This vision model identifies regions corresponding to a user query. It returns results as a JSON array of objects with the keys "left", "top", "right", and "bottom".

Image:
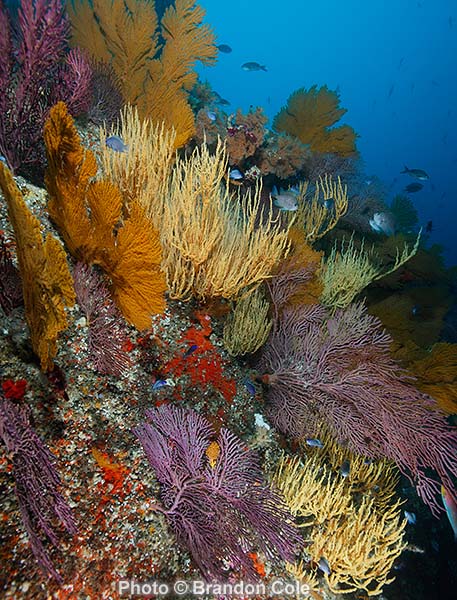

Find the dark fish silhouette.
[
  {"left": 217, "top": 44, "right": 232, "bottom": 53},
  {"left": 241, "top": 62, "right": 267, "bottom": 72},
  {"left": 426, "top": 220, "right": 433, "bottom": 233},
  {"left": 404, "top": 182, "right": 423, "bottom": 193},
  {"left": 401, "top": 166, "right": 429, "bottom": 180}
]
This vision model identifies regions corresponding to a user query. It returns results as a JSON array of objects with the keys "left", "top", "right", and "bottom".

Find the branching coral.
[
  {"left": 0, "top": 163, "right": 75, "bottom": 370},
  {"left": 225, "top": 107, "right": 268, "bottom": 165},
  {"left": 99, "top": 104, "right": 177, "bottom": 221},
  {"left": 44, "top": 101, "right": 166, "bottom": 330},
  {"left": 257, "top": 133, "right": 309, "bottom": 180},
  {"left": 73, "top": 262, "right": 131, "bottom": 376},
  {"left": 273, "top": 86, "right": 358, "bottom": 157},
  {"left": 268, "top": 226, "right": 323, "bottom": 312},
  {"left": 321, "top": 233, "right": 421, "bottom": 310},
  {"left": 223, "top": 286, "right": 272, "bottom": 356},
  {"left": 273, "top": 454, "right": 406, "bottom": 596},
  {"left": 69, "top": 0, "right": 217, "bottom": 147},
  {"left": 409, "top": 343, "right": 457, "bottom": 414},
  {"left": 0, "top": 395, "right": 77, "bottom": 581}
]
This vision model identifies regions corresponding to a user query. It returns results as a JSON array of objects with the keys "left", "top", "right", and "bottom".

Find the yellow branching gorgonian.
[
  {"left": 273, "top": 453, "right": 406, "bottom": 596},
  {"left": 223, "top": 286, "right": 272, "bottom": 356},
  {"left": 294, "top": 175, "right": 348, "bottom": 243},
  {"left": 320, "top": 233, "right": 421, "bottom": 310},
  {"left": 162, "top": 140, "right": 292, "bottom": 301}
]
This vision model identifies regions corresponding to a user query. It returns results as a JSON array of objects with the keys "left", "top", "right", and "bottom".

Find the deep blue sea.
[{"left": 196, "top": 0, "right": 457, "bottom": 266}]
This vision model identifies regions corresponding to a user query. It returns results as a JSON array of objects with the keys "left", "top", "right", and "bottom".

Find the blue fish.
[
  {"left": 217, "top": 44, "right": 232, "bottom": 53},
  {"left": 229, "top": 168, "right": 243, "bottom": 181},
  {"left": 340, "top": 460, "right": 350, "bottom": 478},
  {"left": 305, "top": 438, "right": 323, "bottom": 448},
  {"left": 152, "top": 379, "right": 168, "bottom": 391},
  {"left": 106, "top": 135, "right": 128, "bottom": 153},
  {"left": 243, "top": 379, "right": 256, "bottom": 396},
  {"left": 318, "top": 557, "right": 331, "bottom": 575},
  {"left": 241, "top": 62, "right": 267, "bottom": 72},
  {"left": 206, "top": 110, "right": 217, "bottom": 122},
  {"left": 404, "top": 510, "right": 416, "bottom": 524},
  {"left": 183, "top": 344, "right": 198, "bottom": 357}
]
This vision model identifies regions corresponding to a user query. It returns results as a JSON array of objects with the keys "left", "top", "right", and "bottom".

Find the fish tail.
[
  {"left": 401, "top": 166, "right": 410, "bottom": 173},
  {"left": 261, "top": 65, "right": 267, "bottom": 71}
]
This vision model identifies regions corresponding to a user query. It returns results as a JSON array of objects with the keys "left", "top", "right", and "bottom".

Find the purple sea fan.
[
  {"left": 0, "top": 0, "right": 92, "bottom": 178},
  {"left": 256, "top": 301, "right": 457, "bottom": 517},
  {"left": 0, "top": 395, "right": 77, "bottom": 581},
  {"left": 133, "top": 405, "right": 301, "bottom": 581},
  {"left": 73, "top": 262, "right": 131, "bottom": 377}
]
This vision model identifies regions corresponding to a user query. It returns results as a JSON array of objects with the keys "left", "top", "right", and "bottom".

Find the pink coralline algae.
[{"left": 256, "top": 301, "right": 457, "bottom": 516}]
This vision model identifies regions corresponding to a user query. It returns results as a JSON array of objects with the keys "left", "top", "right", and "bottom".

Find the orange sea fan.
[
  {"left": 44, "top": 102, "right": 166, "bottom": 330},
  {"left": 69, "top": 0, "right": 217, "bottom": 148},
  {"left": 409, "top": 343, "right": 457, "bottom": 414},
  {"left": 0, "top": 163, "right": 75, "bottom": 370},
  {"left": 273, "top": 85, "right": 358, "bottom": 157}
]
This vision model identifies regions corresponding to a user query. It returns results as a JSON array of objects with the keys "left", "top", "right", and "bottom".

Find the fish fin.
[
  {"left": 401, "top": 166, "right": 410, "bottom": 173},
  {"left": 261, "top": 65, "right": 267, "bottom": 71}
]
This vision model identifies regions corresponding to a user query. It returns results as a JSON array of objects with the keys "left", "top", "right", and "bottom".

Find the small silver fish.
[
  {"left": 305, "top": 438, "right": 323, "bottom": 448},
  {"left": 340, "top": 460, "right": 350, "bottom": 477},
  {"left": 105, "top": 135, "right": 128, "bottom": 153},
  {"left": 400, "top": 166, "right": 429, "bottom": 180},
  {"left": 318, "top": 557, "right": 331, "bottom": 575},
  {"left": 271, "top": 186, "right": 298, "bottom": 211},
  {"left": 241, "top": 62, "right": 267, "bottom": 72},
  {"left": 404, "top": 510, "right": 416, "bottom": 524},
  {"left": 369, "top": 212, "right": 396, "bottom": 236},
  {"left": 229, "top": 168, "right": 243, "bottom": 180},
  {"left": 324, "top": 198, "right": 335, "bottom": 210}
]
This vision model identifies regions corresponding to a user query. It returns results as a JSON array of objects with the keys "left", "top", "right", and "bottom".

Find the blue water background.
[{"left": 196, "top": 0, "right": 457, "bottom": 266}]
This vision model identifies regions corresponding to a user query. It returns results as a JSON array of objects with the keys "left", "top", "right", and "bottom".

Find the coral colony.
[{"left": 0, "top": 0, "right": 456, "bottom": 598}]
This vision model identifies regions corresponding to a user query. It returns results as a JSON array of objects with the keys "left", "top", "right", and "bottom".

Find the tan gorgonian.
[
  {"left": 162, "top": 140, "right": 292, "bottom": 300},
  {"left": 99, "top": 104, "right": 176, "bottom": 222},
  {"left": 223, "top": 287, "right": 272, "bottom": 356},
  {"left": 320, "top": 232, "right": 421, "bottom": 310},
  {"left": 295, "top": 174, "right": 348, "bottom": 243}
]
